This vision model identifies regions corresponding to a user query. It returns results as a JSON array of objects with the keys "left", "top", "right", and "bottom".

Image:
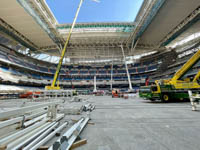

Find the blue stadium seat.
[
  {"left": 70, "top": 70, "right": 78, "bottom": 74},
  {"left": 118, "top": 70, "right": 126, "bottom": 74},
  {"left": 80, "top": 70, "right": 88, "bottom": 74},
  {"left": 138, "top": 67, "right": 145, "bottom": 73}
]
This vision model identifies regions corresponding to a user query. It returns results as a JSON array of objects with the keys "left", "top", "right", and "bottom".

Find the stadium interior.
[{"left": 0, "top": 0, "right": 200, "bottom": 150}]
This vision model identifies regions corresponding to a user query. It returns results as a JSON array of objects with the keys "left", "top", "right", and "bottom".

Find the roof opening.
[{"left": 46, "top": 0, "right": 144, "bottom": 23}]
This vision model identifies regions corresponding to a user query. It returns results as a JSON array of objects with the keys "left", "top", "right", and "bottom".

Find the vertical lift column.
[
  {"left": 93, "top": 75, "right": 97, "bottom": 92},
  {"left": 121, "top": 45, "right": 133, "bottom": 90},
  {"left": 110, "top": 59, "right": 114, "bottom": 91},
  {"left": 45, "top": 0, "right": 84, "bottom": 90}
]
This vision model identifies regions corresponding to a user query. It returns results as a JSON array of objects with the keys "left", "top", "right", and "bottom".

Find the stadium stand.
[
  {"left": 0, "top": 41, "right": 162, "bottom": 90},
  {"left": 151, "top": 42, "right": 200, "bottom": 82},
  {"left": 1, "top": 37, "right": 200, "bottom": 90}
]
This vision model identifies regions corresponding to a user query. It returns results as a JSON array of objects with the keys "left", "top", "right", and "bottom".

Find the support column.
[
  {"left": 131, "top": 38, "right": 139, "bottom": 53},
  {"left": 110, "top": 60, "right": 113, "bottom": 91},
  {"left": 121, "top": 45, "right": 133, "bottom": 90},
  {"left": 93, "top": 75, "right": 97, "bottom": 92}
]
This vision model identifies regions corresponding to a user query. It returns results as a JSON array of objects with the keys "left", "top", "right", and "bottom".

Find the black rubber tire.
[{"left": 161, "top": 94, "right": 170, "bottom": 102}]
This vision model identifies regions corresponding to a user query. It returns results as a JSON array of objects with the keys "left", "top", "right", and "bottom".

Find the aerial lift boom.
[
  {"left": 139, "top": 49, "right": 200, "bottom": 102},
  {"left": 169, "top": 49, "right": 200, "bottom": 87},
  {"left": 45, "top": 0, "right": 84, "bottom": 90}
]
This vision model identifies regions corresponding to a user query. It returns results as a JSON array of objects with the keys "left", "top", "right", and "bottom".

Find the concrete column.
[{"left": 93, "top": 75, "right": 97, "bottom": 92}]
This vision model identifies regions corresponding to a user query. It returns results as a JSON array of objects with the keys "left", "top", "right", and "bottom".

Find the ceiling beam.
[{"left": 159, "top": 6, "right": 200, "bottom": 47}]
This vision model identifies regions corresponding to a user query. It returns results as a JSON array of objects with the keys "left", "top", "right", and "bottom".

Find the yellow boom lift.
[
  {"left": 139, "top": 49, "right": 200, "bottom": 102},
  {"left": 45, "top": 0, "right": 84, "bottom": 90}
]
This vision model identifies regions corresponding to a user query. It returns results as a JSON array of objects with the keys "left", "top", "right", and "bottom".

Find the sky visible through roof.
[{"left": 46, "top": 0, "right": 144, "bottom": 23}]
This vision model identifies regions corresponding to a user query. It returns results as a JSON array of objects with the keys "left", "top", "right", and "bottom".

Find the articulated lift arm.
[
  {"left": 170, "top": 49, "right": 200, "bottom": 84},
  {"left": 45, "top": 0, "right": 84, "bottom": 90},
  {"left": 193, "top": 71, "right": 200, "bottom": 82}
]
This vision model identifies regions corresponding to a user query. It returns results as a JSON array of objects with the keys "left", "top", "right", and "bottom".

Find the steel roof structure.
[{"left": 0, "top": 0, "right": 199, "bottom": 62}]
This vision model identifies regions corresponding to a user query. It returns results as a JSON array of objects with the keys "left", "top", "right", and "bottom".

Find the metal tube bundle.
[
  {"left": 12, "top": 122, "right": 57, "bottom": 150},
  {"left": 0, "top": 120, "right": 47, "bottom": 146},
  {"left": 22, "top": 122, "right": 59, "bottom": 150},
  {"left": 64, "top": 117, "right": 89, "bottom": 150},
  {"left": 49, "top": 117, "right": 89, "bottom": 150},
  {"left": 0, "top": 101, "right": 65, "bottom": 150},
  {"left": 29, "top": 122, "right": 68, "bottom": 150}
]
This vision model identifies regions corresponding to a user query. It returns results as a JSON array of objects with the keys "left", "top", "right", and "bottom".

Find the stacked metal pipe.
[
  {"left": 0, "top": 101, "right": 65, "bottom": 150},
  {"left": 49, "top": 117, "right": 90, "bottom": 150}
]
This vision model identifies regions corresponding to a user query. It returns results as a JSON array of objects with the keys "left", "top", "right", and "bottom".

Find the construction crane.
[
  {"left": 169, "top": 50, "right": 200, "bottom": 87},
  {"left": 45, "top": 0, "right": 100, "bottom": 90},
  {"left": 139, "top": 49, "right": 200, "bottom": 102}
]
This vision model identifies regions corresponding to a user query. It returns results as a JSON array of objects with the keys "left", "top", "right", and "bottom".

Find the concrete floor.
[
  {"left": 1, "top": 95, "right": 200, "bottom": 150},
  {"left": 76, "top": 95, "right": 200, "bottom": 150}
]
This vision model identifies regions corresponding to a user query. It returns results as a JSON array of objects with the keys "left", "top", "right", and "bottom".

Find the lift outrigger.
[{"left": 139, "top": 49, "right": 200, "bottom": 102}]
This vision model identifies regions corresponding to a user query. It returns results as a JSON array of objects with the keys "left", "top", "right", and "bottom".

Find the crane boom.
[
  {"left": 139, "top": 49, "right": 200, "bottom": 102},
  {"left": 45, "top": 0, "right": 84, "bottom": 90},
  {"left": 170, "top": 50, "right": 200, "bottom": 83}
]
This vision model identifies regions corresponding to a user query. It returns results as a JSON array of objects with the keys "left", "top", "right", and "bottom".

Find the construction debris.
[
  {"left": 59, "top": 101, "right": 95, "bottom": 115},
  {"left": 70, "top": 139, "right": 87, "bottom": 150},
  {"left": 70, "top": 95, "right": 91, "bottom": 103},
  {"left": 83, "top": 103, "right": 95, "bottom": 112},
  {"left": 37, "top": 146, "right": 49, "bottom": 150},
  {"left": 0, "top": 145, "right": 6, "bottom": 150},
  {"left": 71, "top": 96, "right": 82, "bottom": 102}
]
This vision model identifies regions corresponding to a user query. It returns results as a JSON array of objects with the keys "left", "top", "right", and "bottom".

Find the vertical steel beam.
[
  {"left": 93, "top": 75, "right": 97, "bottom": 92},
  {"left": 110, "top": 59, "right": 114, "bottom": 91},
  {"left": 48, "top": 0, "right": 84, "bottom": 89},
  {"left": 121, "top": 45, "right": 133, "bottom": 90}
]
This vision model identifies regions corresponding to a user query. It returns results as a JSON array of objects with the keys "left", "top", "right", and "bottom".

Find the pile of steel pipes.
[
  {"left": 0, "top": 121, "right": 68, "bottom": 150},
  {"left": 50, "top": 117, "right": 90, "bottom": 150},
  {"left": 0, "top": 101, "right": 65, "bottom": 150},
  {"left": 0, "top": 100, "right": 90, "bottom": 150}
]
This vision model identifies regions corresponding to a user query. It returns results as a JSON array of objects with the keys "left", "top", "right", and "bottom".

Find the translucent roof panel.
[{"left": 46, "top": 0, "right": 144, "bottom": 23}]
